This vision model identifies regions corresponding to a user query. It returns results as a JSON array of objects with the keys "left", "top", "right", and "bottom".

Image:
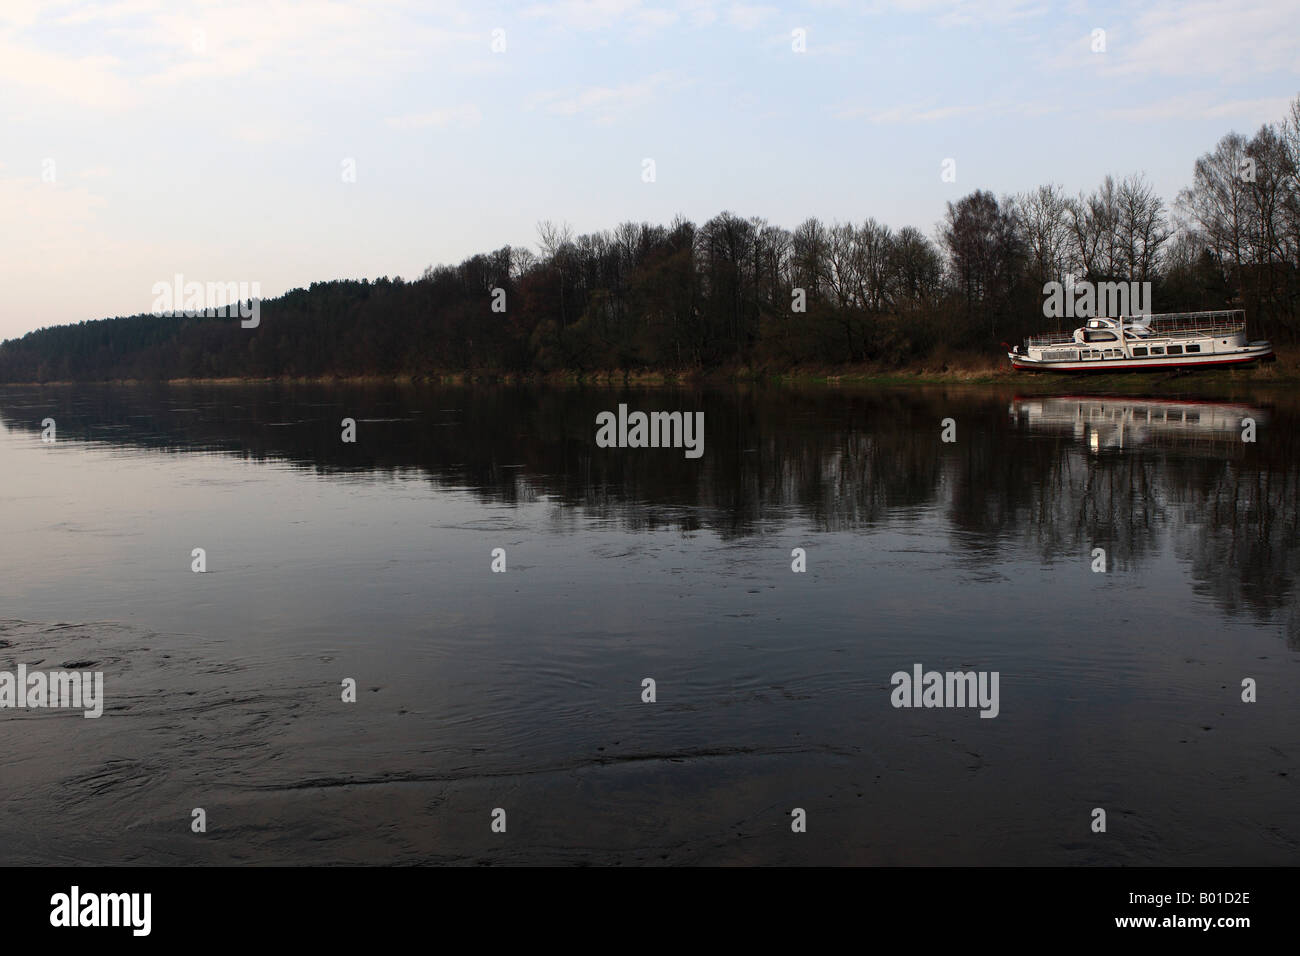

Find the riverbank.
[
  {"left": 7, "top": 347, "right": 1297, "bottom": 393},
  {"left": 757, "top": 345, "right": 1300, "bottom": 394}
]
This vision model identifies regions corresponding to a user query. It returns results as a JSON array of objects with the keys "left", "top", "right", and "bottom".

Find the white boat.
[{"left": 1007, "top": 309, "right": 1273, "bottom": 372}]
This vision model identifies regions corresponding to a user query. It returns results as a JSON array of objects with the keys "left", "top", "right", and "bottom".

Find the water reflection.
[
  {"left": 1006, "top": 393, "right": 1297, "bottom": 632},
  {"left": 1011, "top": 395, "right": 1266, "bottom": 453},
  {"left": 1, "top": 384, "right": 1296, "bottom": 636}
]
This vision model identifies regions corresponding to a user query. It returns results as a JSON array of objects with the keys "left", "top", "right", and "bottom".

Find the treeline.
[{"left": 3, "top": 96, "right": 1299, "bottom": 382}]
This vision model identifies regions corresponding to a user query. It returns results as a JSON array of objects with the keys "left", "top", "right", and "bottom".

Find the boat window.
[
  {"left": 1105, "top": 349, "right": 1119, "bottom": 357},
  {"left": 1086, "top": 331, "right": 1118, "bottom": 342},
  {"left": 1185, "top": 343, "right": 1200, "bottom": 353},
  {"left": 1133, "top": 347, "right": 1148, "bottom": 356},
  {"left": 1167, "top": 345, "right": 1183, "bottom": 355},
  {"left": 1151, "top": 346, "right": 1165, "bottom": 355}
]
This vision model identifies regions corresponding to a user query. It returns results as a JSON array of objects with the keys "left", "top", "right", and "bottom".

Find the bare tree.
[
  {"left": 536, "top": 219, "right": 576, "bottom": 326},
  {"left": 888, "top": 226, "right": 942, "bottom": 307},
  {"left": 535, "top": 219, "right": 574, "bottom": 259},
  {"left": 1114, "top": 173, "right": 1171, "bottom": 281},
  {"left": 825, "top": 221, "right": 858, "bottom": 309},
  {"left": 941, "top": 190, "right": 1022, "bottom": 334},
  {"left": 790, "top": 217, "right": 830, "bottom": 306},
  {"left": 856, "top": 218, "right": 893, "bottom": 312},
  {"left": 1067, "top": 175, "right": 1121, "bottom": 279},
  {"left": 1283, "top": 95, "right": 1300, "bottom": 271},
  {"left": 1015, "top": 183, "right": 1072, "bottom": 284},
  {"left": 1176, "top": 134, "right": 1251, "bottom": 283}
]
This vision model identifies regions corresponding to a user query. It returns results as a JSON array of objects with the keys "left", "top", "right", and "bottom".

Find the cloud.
[
  {"left": 51, "top": 0, "right": 165, "bottom": 27},
  {"left": 0, "top": 0, "right": 481, "bottom": 111},
  {"left": 527, "top": 70, "right": 686, "bottom": 121},
  {"left": 0, "top": 35, "right": 134, "bottom": 108},
  {"left": 232, "top": 121, "right": 313, "bottom": 144},
  {"left": 727, "top": 3, "right": 776, "bottom": 30},
  {"left": 0, "top": 172, "right": 107, "bottom": 287},
  {"left": 679, "top": 0, "right": 719, "bottom": 27},
  {"left": 1092, "top": 0, "right": 1300, "bottom": 78},
  {"left": 522, "top": 0, "right": 679, "bottom": 32},
  {"left": 0, "top": 0, "right": 47, "bottom": 28},
  {"left": 834, "top": 98, "right": 998, "bottom": 123},
  {"left": 928, "top": 0, "right": 1048, "bottom": 27},
  {"left": 870, "top": 103, "right": 988, "bottom": 122},
  {"left": 517, "top": 0, "right": 788, "bottom": 32},
  {"left": 0, "top": 168, "right": 209, "bottom": 339},
  {"left": 385, "top": 104, "right": 483, "bottom": 130},
  {"left": 1099, "top": 94, "right": 1295, "bottom": 124},
  {"left": 0, "top": 170, "right": 104, "bottom": 223},
  {"left": 856, "top": 0, "right": 1050, "bottom": 27},
  {"left": 834, "top": 95, "right": 1070, "bottom": 123}
]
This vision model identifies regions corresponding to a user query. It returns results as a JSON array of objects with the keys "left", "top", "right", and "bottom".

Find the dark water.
[{"left": 0, "top": 383, "right": 1296, "bottom": 865}]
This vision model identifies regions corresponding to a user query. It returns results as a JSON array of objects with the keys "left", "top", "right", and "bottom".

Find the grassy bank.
[
  {"left": 8, "top": 346, "right": 1298, "bottom": 392},
  {"left": 755, "top": 345, "right": 1300, "bottom": 393}
]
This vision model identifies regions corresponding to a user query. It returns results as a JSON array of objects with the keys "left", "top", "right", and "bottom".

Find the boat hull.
[{"left": 1009, "top": 344, "right": 1272, "bottom": 373}]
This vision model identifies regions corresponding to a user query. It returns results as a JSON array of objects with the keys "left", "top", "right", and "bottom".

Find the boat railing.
[
  {"left": 1025, "top": 310, "right": 1246, "bottom": 349},
  {"left": 1140, "top": 309, "right": 1245, "bottom": 336},
  {"left": 1026, "top": 331, "right": 1075, "bottom": 347}
]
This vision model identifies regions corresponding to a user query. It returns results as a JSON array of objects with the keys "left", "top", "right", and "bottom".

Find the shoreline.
[{"left": 4, "top": 351, "right": 1296, "bottom": 394}]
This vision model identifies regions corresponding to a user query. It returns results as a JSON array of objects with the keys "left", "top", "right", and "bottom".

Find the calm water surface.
[{"left": 0, "top": 383, "right": 1296, "bottom": 865}]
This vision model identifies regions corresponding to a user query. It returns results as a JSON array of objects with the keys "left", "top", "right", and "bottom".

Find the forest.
[{"left": 2, "top": 97, "right": 1298, "bottom": 383}]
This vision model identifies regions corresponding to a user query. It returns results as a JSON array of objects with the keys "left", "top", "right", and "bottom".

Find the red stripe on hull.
[{"left": 1011, "top": 354, "right": 1266, "bottom": 372}]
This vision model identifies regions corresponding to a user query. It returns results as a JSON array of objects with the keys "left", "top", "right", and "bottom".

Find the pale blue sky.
[{"left": 1, "top": 0, "right": 1295, "bottom": 339}]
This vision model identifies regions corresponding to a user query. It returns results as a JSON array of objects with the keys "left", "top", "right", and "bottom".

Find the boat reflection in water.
[{"left": 1010, "top": 394, "right": 1267, "bottom": 454}]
